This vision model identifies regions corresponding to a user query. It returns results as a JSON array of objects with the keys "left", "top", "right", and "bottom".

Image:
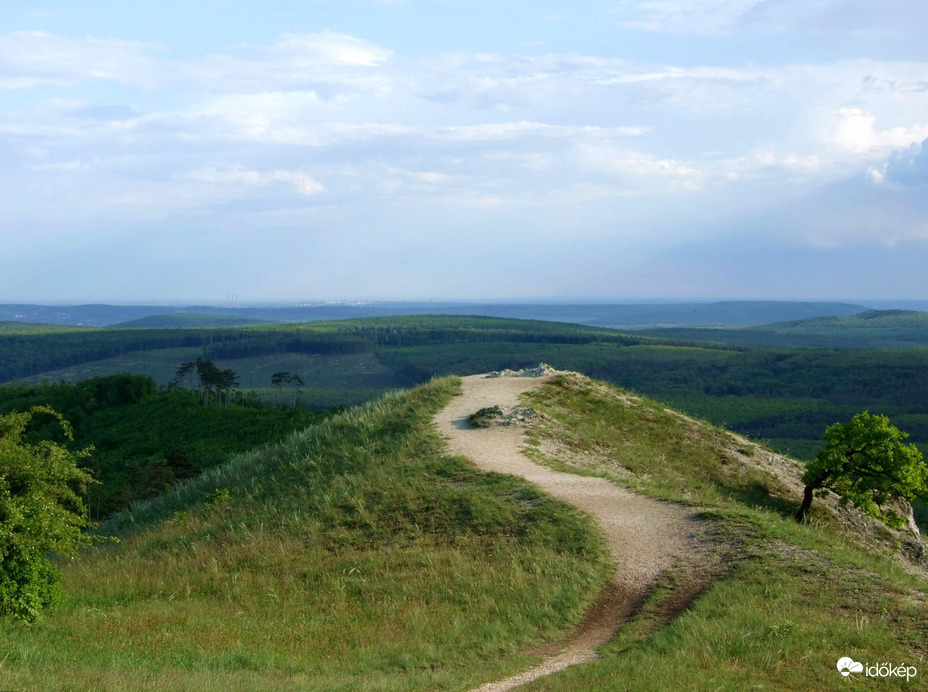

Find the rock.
[
  {"left": 485, "top": 363, "right": 556, "bottom": 379},
  {"left": 886, "top": 497, "right": 921, "bottom": 537}
]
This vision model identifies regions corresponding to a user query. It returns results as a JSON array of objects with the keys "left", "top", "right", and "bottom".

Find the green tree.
[
  {"left": 271, "top": 371, "right": 290, "bottom": 406},
  {"left": 271, "top": 371, "right": 304, "bottom": 407},
  {"left": 796, "top": 411, "right": 928, "bottom": 527},
  {"left": 289, "top": 373, "right": 304, "bottom": 407},
  {"left": 217, "top": 368, "right": 239, "bottom": 407},
  {"left": 0, "top": 407, "right": 97, "bottom": 620},
  {"left": 171, "top": 360, "right": 197, "bottom": 391}
]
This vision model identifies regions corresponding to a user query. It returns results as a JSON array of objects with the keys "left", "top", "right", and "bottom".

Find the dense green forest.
[
  {"left": 4, "top": 312, "right": 928, "bottom": 466},
  {"left": 0, "top": 316, "right": 644, "bottom": 383},
  {"left": 0, "top": 374, "right": 332, "bottom": 519},
  {"left": 636, "top": 309, "right": 928, "bottom": 349}
]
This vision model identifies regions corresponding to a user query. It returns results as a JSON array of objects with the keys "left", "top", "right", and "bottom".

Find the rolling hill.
[
  {"left": 636, "top": 309, "right": 928, "bottom": 348},
  {"left": 0, "top": 372, "right": 924, "bottom": 689},
  {"left": 0, "top": 300, "right": 869, "bottom": 329},
  {"left": 112, "top": 313, "right": 270, "bottom": 328},
  {"left": 7, "top": 313, "right": 928, "bottom": 469}
]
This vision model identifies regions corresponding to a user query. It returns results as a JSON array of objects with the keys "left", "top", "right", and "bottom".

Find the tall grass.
[{"left": 0, "top": 377, "right": 611, "bottom": 691}]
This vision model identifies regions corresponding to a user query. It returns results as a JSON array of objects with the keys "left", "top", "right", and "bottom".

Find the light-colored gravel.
[{"left": 433, "top": 371, "right": 721, "bottom": 691}]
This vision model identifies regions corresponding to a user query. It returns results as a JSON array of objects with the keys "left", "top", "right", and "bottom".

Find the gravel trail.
[{"left": 433, "top": 371, "right": 719, "bottom": 690}]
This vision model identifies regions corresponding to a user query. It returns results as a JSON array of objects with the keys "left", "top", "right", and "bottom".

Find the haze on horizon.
[{"left": 2, "top": 1, "right": 927, "bottom": 304}]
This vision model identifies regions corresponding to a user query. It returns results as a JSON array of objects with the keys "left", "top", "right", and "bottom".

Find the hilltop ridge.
[{"left": 0, "top": 371, "right": 925, "bottom": 690}]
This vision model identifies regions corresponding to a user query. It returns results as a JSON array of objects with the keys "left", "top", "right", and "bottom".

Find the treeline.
[
  {"left": 0, "top": 329, "right": 221, "bottom": 382},
  {"left": 635, "top": 309, "right": 928, "bottom": 349},
  {"left": 0, "top": 374, "right": 333, "bottom": 519},
  {"left": 375, "top": 339, "right": 928, "bottom": 459},
  {"left": 0, "top": 317, "right": 650, "bottom": 382},
  {"left": 8, "top": 315, "right": 928, "bottom": 466}
]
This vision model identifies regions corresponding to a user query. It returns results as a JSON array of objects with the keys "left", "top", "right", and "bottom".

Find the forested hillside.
[
  {"left": 0, "top": 374, "right": 332, "bottom": 519},
  {"left": 5, "top": 313, "right": 928, "bottom": 465},
  {"left": 636, "top": 309, "right": 928, "bottom": 348}
]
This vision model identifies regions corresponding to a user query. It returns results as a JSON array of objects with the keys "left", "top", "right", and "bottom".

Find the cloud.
[
  {"left": 0, "top": 31, "right": 160, "bottom": 89},
  {"left": 829, "top": 108, "right": 928, "bottom": 157},
  {"left": 270, "top": 32, "right": 392, "bottom": 68},
  {"left": 2, "top": 22, "right": 927, "bottom": 301},
  {"left": 883, "top": 138, "right": 928, "bottom": 186},
  {"left": 187, "top": 31, "right": 393, "bottom": 99},
  {"left": 572, "top": 142, "right": 704, "bottom": 190},
  {"left": 182, "top": 164, "right": 326, "bottom": 196}
]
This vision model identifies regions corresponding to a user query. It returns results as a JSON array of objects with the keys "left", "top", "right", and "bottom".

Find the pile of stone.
[
  {"left": 504, "top": 406, "right": 537, "bottom": 424},
  {"left": 485, "top": 363, "right": 556, "bottom": 379}
]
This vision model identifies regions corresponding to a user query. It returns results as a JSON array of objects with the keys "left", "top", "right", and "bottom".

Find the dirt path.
[{"left": 433, "top": 371, "right": 720, "bottom": 691}]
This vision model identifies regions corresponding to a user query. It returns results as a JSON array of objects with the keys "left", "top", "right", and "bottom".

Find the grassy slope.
[
  {"left": 0, "top": 377, "right": 611, "bottom": 691},
  {"left": 1, "top": 362, "right": 926, "bottom": 688},
  {"left": 520, "top": 374, "right": 928, "bottom": 690}
]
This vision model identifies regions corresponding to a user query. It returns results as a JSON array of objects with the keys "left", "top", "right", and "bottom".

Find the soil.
[{"left": 433, "top": 370, "right": 725, "bottom": 691}]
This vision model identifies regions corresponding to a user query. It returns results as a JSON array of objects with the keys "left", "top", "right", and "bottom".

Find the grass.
[
  {"left": 3, "top": 369, "right": 926, "bottom": 689},
  {"left": 528, "top": 544, "right": 927, "bottom": 690},
  {"left": 522, "top": 374, "right": 750, "bottom": 508},
  {"left": 0, "top": 376, "right": 612, "bottom": 691},
  {"left": 517, "top": 373, "right": 928, "bottom": 690}
]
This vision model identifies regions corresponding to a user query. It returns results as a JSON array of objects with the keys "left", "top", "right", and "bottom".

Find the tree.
[
  {"left": 271, "top": 371, "right": 304, "bottom": 407},
  {"left": 217, "top": 368, "right": 239, "bottom": 407},
  {"left": 796, "top": 411, "right": 928, "bottom": 527},
  {"left": 271, "top": 371, "right": 290, "bottom": 406},
  {"left": 0, "top": 407, "right": 97, "bottom": 620},
  {"left": 194, "top": 357, "right": 222, "bottom": 405},
  {"left": 172, "top": 359, "right": 237, "bottom": 406},
  {"left": 289, "top": 373, "right": 304, "bottom": 407},
  {"left": 171, "top": 361, "right": 197, "bottom": 391}
]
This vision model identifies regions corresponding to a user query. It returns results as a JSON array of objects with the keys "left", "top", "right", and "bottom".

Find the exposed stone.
[{"left": 485, "top": 363, "right": 556, "bottom": 379}]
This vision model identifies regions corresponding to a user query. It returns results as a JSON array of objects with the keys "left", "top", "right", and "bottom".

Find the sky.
[{"left": 2, "top": 1, "right": 928, "bottom": 304}]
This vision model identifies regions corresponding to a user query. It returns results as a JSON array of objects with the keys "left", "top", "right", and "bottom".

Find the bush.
[{"left": 0, "top": 407, "right": 97, "bottom": 620}]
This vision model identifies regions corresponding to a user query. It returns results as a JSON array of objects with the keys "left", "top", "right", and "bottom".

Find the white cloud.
[
  {"left": 29, "top": 159, "right": 87, "bottom": 172},
  {"left": 573, "top": 142, "right": 703, "bottom": 190},
  {"left": 270, "top": 32, "right": 393, "bottom": 68},
  {"left": 829, "top": 108, "right": 928, "bottom": 157},
  {"left": 182, "top": 165, "right": 325, "bottom": 196},
  {"left": 0, "top": 31, "right": 160, "bottom": 89},
  {"left": 2, "top": 20, "right": 928, "bottom": 300}
]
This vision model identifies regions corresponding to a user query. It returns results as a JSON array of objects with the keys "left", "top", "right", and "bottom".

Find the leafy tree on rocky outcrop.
[{"left": 796, "top": 411, "right": 928, "bottom": 527}]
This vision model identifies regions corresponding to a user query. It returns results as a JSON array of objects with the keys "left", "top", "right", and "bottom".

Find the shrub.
[{"left": 0, "top": 407, "right": 97, "bottom": 620}]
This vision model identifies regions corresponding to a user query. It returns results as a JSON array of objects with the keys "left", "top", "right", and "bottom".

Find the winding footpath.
[{"left": 433, "top": 371, "right": 720, "bottom": 691}]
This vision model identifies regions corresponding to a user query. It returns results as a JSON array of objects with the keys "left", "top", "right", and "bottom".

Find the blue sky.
[{"left": 2, "top": 1, "right": 927, "bottom": 303}]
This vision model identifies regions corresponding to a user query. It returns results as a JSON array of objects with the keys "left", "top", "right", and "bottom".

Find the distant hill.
[
  {"left": 0, "top": 321, "right": 90, "bottom": 335},
  {"left": 637, "top": 309, "right": 928, "bottom": 348},
  {"left": 113, "top": 313, "right": 268, "bottom": 328},
  {"left": 509, "top": 300, "right": 867, "bottom": 328},
  {"left": 0, "top": 300, "right": 868, "bottom": 328},
  {"left": 0, "top": 304, "right": 175, "bottom": 326}
]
